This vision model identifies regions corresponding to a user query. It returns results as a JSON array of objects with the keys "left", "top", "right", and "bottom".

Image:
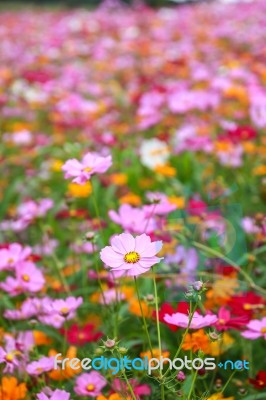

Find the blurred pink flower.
[
  {"left": 100, "top": 233, "right": 163, "bottom": 277},
  {"left": 37, "top": 389, "right": 70, "bottom": 400},
  {"left": 164, "top": 311, "right": 218, "bottom": 329},
  {"left": 0, "top": 243, "right": 32, "bottom": 271},
  {"left": 0, "top": 336, "right": 20, "bottom": 373},
  {"left": 241, "top": 317, "right": 266, "bottom": 340},
  {"left": 26, "top": 356, "right": 55, "bottom": 375},
  {"left": 74, "top": 372, "right": 107, "bottom": 397},
  {"left": 109, "top": 204, "right": 156, "bottom": 234},
  {"left": 62, "top": 152, "right": 112, "bottom": 184}
]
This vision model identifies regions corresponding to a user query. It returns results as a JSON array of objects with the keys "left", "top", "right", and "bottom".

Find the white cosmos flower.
[{"left": 140, "top": 138, "right": 169, "bottom": 170}]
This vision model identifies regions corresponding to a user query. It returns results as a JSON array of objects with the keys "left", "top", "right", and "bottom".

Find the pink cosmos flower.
[
  {"left": 50, "top": 296, "right": 83, "bottom": 320},
  {"left": 143, "top": 192, "right": 177, "bottom": 216},
  {"left": 0, "top": 335, "right": 20, "bottom": 373},
  {"left": 0, "top": 243, "right": 32, "bottom": 271},
  {"left": 164, "top": 311, "right": 218, "bottom": 329},
  {"left": 26, "top": 356, "right": 55, "bottom": 375},
  {"left": 0, "top": 261, "right": 45, "bottom": 296},
  {"left": 108, "top": 204, "right": 156, "bottom": 234},
  {"left": 16, "top": 261, "right": 45, "bottom": 292},
  {"left": 62, "top": 152, "right": 112, "bottom": 185},
  {"left": 241, "top": 317, "right": 266, "bottom": 340},
  {"left": 37, "top": 389, "right": 70, "bottom": 400},
  {"left": 74, "top": 372, "right": 107, "bottom": 397},
  {"left": 17, "top": 198, "right": 54, "bottom": 221},
  {"left": 100, "top": 233, "right": 163, "bottom": 277}
]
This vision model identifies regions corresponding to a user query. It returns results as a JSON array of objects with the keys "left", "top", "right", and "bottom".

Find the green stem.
[
  {"left": 121, "top": 369, "right": 137, "bottom": 400},
  {"left": 221, "top": 369, "right": 238, "bottom": 394},
  {"left": 187, "top": 370, "right": 198, "bottom": 400},
  {"left": 134, "top": 277, "right": 154, "bottom": 357}
]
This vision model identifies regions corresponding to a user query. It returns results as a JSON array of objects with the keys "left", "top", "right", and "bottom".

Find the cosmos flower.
[
  {"left": 62, "top": 152, "right": 112, "bottom": 185},
  {"left": 164, "top": 311, "right": 218, "bottom": 329},
  {"left": 0, "top": 376, "right": 27, "bottom": 400},
  {"left": 108, "top": 204, "right": 156, "bottom": 234},
  {"left": 37, "top": 389, "right": 70, "bottom": 400},
  {"left": 241, "top": 317, "right": 266, "bottom": 340},
  {"left": 74, "top": 372, "right": 107, "bottom": 397},
  {"left": 0, "top": 335, "right": 21, "bottom": 373},
  {"left": 139, "top": 139, "right": 169, "bottom": 170},
  {"left": 100, "top": 233, "right": 163, "bottom": 277},
  {"left": 0, "top": 243, "right": 32, "bottom": 271},
  {"left": 26, "top": 356, "right": 55, "bottom": 375}
]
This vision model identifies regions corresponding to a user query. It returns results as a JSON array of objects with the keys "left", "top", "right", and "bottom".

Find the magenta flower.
[
  {"left": 26, "top": 356, "right": 55, "bottom": 375},
  {"left": 62, "top": 152, "right": 112, "bottom": 185},
  {"left": 164, "top": 311, "right": 218, "bottom": 329},
  {"left": 74, "top": 371, "right": 107, "bottom": 397},
  {"left": 241, "top": 317, "right": 266, "bottom": 340},
  {"left": 37, "top": 389, "right": 70, "bottom": 400},
  {"left": 100, "top": 233, "right": 163, "bottom": 277}
]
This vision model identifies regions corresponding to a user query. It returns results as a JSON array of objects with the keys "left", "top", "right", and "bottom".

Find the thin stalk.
[{"left": 134, "top": 277, "right": 154, "bottom": 357}]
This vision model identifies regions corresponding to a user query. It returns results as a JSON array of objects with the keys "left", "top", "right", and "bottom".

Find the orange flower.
[
  {"left": 129, "top": 298, "right": 151, "bottom": 318},
  {"left": 168, "top": 196, "right": 185, "bottom": 209},
  {"left": 33, "top": 330, "right": 52, "bottom": 346},
  {"left": 0, "top": 377, "right": 27, "bottom": 400},
  {"left": 110, "top": 173, "right": 128, "bottom": 185},
  {"left": 68, "top": 181, "right": 92, "bottom": 198},
  {"left": 253, "top": 165, "right": 266, "bottom": 176},
  {"left": 97, "top": 395, "right": 129, "bottom": 400},
  {"left": 140, "top": 349, "right": 170, "bottom": 363},
  {"left": 119, "top": 193, "right": 141, "bottom": 206},
  {"left": 49, "top": 346, "right": 81, "bottom": 380},
  {"left": 182, "top": 329, "right": 210, "bottom": 353},
  {"left": 154, "top": 164, "right": 176, "bottom": 177}
]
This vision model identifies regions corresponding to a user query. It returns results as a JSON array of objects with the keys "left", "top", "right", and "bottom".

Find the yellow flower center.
[
  {"left": 87, "top": 384, "right": 95, "bottom": 392},
  {"left": 5, "top": 353, "right": 14, "bottom": 362},
  {"left": 60, "top": 307, "right": 69, "bottom": 316},
  {"left": 219, "top": 319, "right": 226, "bottom": 325},
  {"left": 22, "top": 274, "right": 30, "bottom": 282},
  {"left": 124, "top": 251, "right": 140, "bottom": 264},
  {"left": 7, "top": 258, "right": 14, "bottom": 264},
  {"left": 83, "top": 167, "right": 92, "bottom": 173},
  {"left": 261, "top": 327, "right": 266, "bottom": 334}
]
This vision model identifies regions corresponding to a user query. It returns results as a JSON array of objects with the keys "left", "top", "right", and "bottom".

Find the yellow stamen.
[
  {"left": 124, "top": 251, "right": 140, "bottom": 264},
  {"left": 60, "top": 307, "right": 69, "bottom": 316},
  {"left": 87, "top": 384, "right": 95, "bottom": 392},
  {"left": 5, "top": 353, "right": 14, "bottom": 362},
  {"left": 83, "top": 167, "right": 92, "bottom": 173},
  {"left": 261, "top": 327, "right": 266, "bottom": 334},
  {"left": 22, "top": 274, "right": 30, "bottom": 282}
]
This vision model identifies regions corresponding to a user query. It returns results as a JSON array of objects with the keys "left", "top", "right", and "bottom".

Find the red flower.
[
  {"left": 227, "top": 292, "right": 265, "bottom": 318},
  {"left": 226, "top": 125, "right": 257, "bottom": 143},
  {"left": 187, "top": 198, "right": 207, "bottom": 216},
  {"left": 249, "top": 371, "right": 266, "bottom": 389},
  {"left": 60, "top": 323, "right": 103, "bottom": 345}
]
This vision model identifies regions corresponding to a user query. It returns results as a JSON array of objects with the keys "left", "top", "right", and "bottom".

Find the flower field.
[{"left": 0, "top": 0, "right": 266, "bottom": 399}]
